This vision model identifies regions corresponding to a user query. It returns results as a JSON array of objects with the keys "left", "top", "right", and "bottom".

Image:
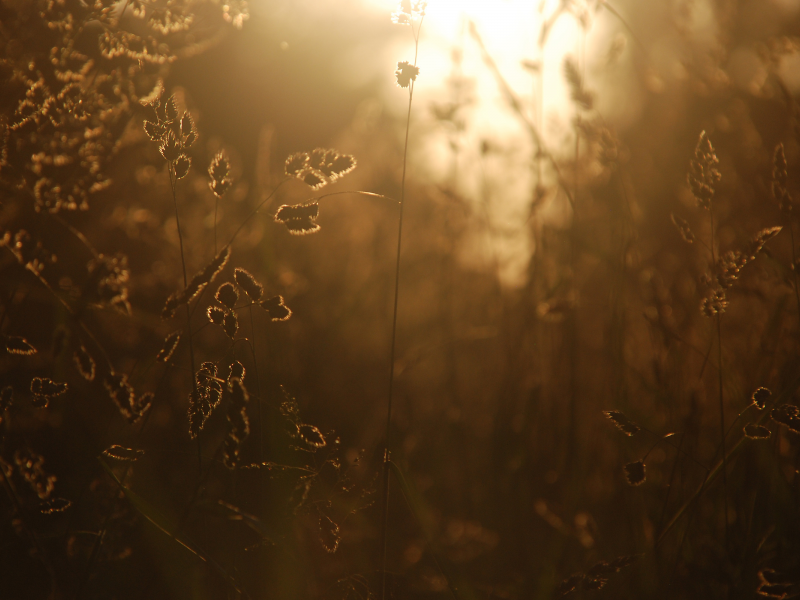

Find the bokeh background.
[{"left": 2, "top": 0, "right": 800, "bottom": 598}]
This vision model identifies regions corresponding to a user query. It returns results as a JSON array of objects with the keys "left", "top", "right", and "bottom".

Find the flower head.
[{"left": 391, "top": 0, "right": 426, "bottom": 24}]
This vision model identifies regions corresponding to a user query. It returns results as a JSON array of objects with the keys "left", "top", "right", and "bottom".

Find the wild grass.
[{"left": 1, "top": 0, "right": 800, "bottom": 599}]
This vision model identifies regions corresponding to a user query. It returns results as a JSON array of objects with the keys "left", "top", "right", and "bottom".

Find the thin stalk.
[
  {"left": 709, "top": 207, "right": 729, "bottom": 548},
  {"left": 381, "top": 19, "right": 422, "bottom": 600},
  {"left": 788, "top": 220, "right": 800, "bottom": 317},
  {"left": 169, "top": 163, "right": 199, "bottom": 472},
  {"left": 214, "top": 196, "right": 219, "bottom": 255},
  {"left": 249, "top": 305, "right": 264, "bottom": 460}
]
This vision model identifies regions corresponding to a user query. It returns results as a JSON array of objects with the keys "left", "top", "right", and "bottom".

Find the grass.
[{"left": 1, "top": 0, "right": 800, "bottom": 599}]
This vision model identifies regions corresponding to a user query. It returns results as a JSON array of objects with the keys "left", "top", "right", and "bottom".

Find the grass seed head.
[
  {"left": 233, "top": 268, "right": 263, "bottom": 301},
  {"left": 73, "top": 346, "right": 96, "bottom": 380},
  {"left": 752, "top": 387, "right": 771, "bottom": 409},
  {"left": 156, "top": 332, "right": 181, "bottom": 363},
  {"left": 744, "top": 424, "right": 771, "bottom": 439},
  {"left": 5, "top": 336, "right": 37, "bottom": 355},
  {"left": 395, "top": 61, "right": 419, "bottom": 88},
  {"left": 624, "top": 460, "right": 646, "bottom": 486},
  {"left": 215, "top": 282, "right": 239, "bottom": 309},
  {"left": 603, "top": 410, "right": 640, "bottom": 436}
]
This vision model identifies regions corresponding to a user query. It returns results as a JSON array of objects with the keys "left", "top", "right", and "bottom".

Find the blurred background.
[{"left": 2, "top": 0, "right": 800, "bottom": 598}]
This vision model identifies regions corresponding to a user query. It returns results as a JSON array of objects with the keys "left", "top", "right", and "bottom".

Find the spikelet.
[
  {"left": 30, "top": 377, "right": 68, "bottom": 408},
  {"left": 102, "top": 445, "right": 145, "bottom": 462},
  {"left": 261, "top": 295, "right": 292, "bottom": 321},
  {"left": 162, "top": 246, "right": 230, "bottom": 319},
  {"left": 623, "top": 460, "right": 646, "bottom": 486},
  {"left": 687, "top": 131, "right": 721, "bottom": 210},
  {"left": 73, "top": 346, "right": 96, "bottom": 380},
  {"left": 670, "top": 214, "right": 695, "bottom": 244},
  {"left": 771, "top": 404, "right": 800, "bottom": 433},
  {"left": 4, "top": 336, "right": 37, "bottom": 355},
  {"left": 215, "top": 282, "right": 239, "bottom": 309},
  {"left": 233, "top": 268, "right": 263, "bottom": 301},
  {"left": 743, "top": 424, "right": 771, "bottom": 439},
  {"left": 228, "top": 361, "right": 245, "bottom": 382},
  {"left": 14, "top": 449, "right": 56, "bottom": 499},
  {"left": 284, "top": 149, "right": 356, "bottom": 190},
  {"left": 223, "top": 378, "right": 250, "bottom": 469},
  {"left": 209, "top": 150, "right": 233, "bottom": 198},
  {"left": 275, "top": 202, "right": 321, "bottom": 235},
  {"left": 603, "top": 410, "right": 640, "bottom": 436},
  {"left": 207, "top": 306, "right": 225, "bottom": 324},
  {"left": 562, "top": 56, "right": 594, "bottom": 110},
  {"left": 391, "top": 0, "right": 426, "bottom": 24},
  {"left": 772, "top": 144, "right": 791, "bottom": 212},
  {"left": 222, "top": 311, "right": 238, "bottom": 338},
  {"left": 156, "top": 331, "right": 181, "bottom": 362},
  {"left": 395, "top": 61, "right": 419, "bottom": 89},
  {"left": 752, "top": 387, "right": 771, "bottom": 410},
  {"left": 38, "top": 497, "right": 71, "bottom": 514},
  {"left": 297, "top": 424, "right": 326, "bottom": 448},
  {"left": 319, "top": 515, "right": 341, "bottom": 553}
]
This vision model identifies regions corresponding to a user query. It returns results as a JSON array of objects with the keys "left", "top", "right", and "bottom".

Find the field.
[{"left": 1, "top": 0, "right": 800, "bottom": 598}]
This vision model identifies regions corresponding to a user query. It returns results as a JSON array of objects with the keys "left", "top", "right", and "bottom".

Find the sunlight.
[{"left": 362, "top": 0, "right": 609, "bottom": 285}]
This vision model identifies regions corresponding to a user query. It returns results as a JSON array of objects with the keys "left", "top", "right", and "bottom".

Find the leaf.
[{"left": 102, "top": 445, "right": 145, "bottom": 461}]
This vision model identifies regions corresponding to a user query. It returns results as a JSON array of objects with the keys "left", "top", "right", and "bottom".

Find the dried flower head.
[
  {"left": 687, "top": 131, "right": 721, "bottom": 210},
  {"left": 209, "top": 151, "right": 233, "bottom": 198},
  {"left": 603, "top": 410, "right": 640, "bottom": 436},
  {"left": 228, "top": 361, "right": 246, "bottom": 382},
  {"left": 395, "top": 61, "right": 420, "bottom": 88},
  {"left": 624, "top": 460, "right": 646, "bottom": 486},
  {"left": 749, "top": 226, "right": 782, "bottom": 258}
]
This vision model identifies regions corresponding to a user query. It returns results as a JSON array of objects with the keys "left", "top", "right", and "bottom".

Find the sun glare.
[{"left": 362, "top": 0, "right": 615, "bottom": 285}]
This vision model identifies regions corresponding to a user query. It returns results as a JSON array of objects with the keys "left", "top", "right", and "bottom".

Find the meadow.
[{"left": 1, "top": 0, "right": 799, "bottom": 598}]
